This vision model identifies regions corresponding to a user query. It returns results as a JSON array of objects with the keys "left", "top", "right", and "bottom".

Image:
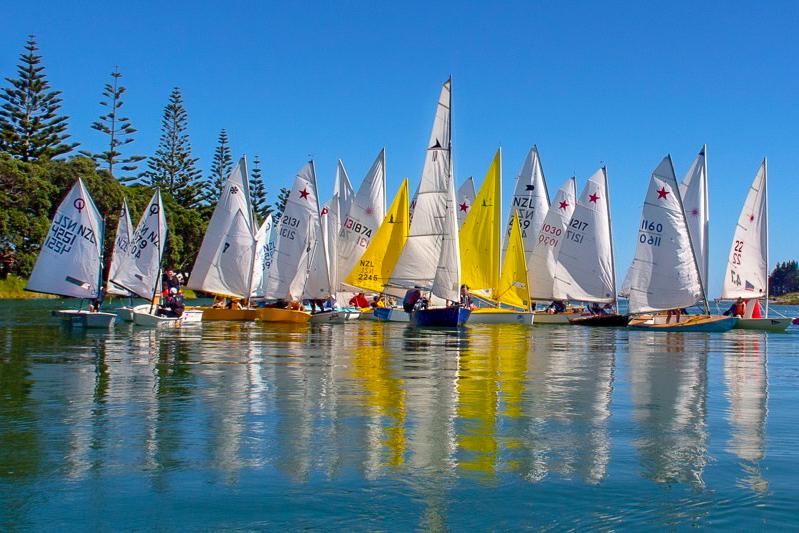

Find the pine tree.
[
  {"left": 250, "top": 155, "right": 271, "bottom": 221},
  {"left": 140, "top": 87, "right": 203, "bottom": 208},
  {"left": 80, "top": 67, "right": 144, "bottom": 182},
  {"left": 0, "top": 35, "right": 77, "bottom": 161},
  {"left": 208, "top": 129, "right": 232, "bottom": 195},
  {"left": 274, "top": 187, "right": 290, "bottom": 221}
]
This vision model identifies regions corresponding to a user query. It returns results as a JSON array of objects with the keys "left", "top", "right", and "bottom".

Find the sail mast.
[
  {"left": 701, "top": 145, "right": 710, "bottom": 303},
  {"left": 764, "top": 156, "right": 769, "bottom": 317},
  {"left": 671, "top": 154, "right": 709, "bottom": 313},
  {"left": 603, "top": 166, "right": 618, "bottom": 309}
]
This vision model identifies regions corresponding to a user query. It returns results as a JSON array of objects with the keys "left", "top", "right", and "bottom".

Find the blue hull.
[
  {"left": 411, "top": 307, "right": 471, "bottom": 327},
  {"left": 628, "top": 316, "right": 736, "bottom": 332}
]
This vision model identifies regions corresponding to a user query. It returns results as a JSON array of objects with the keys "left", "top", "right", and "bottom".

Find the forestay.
[
  {"left": 264, "top": 162, "right": 327, "bottom": 300},
  {"left": 456, "top": 176, "right": 476, "bottom": 228},
  {"left": 680, "top": 146, "right": 709, "bottom": 292},
  {"left": 552, "top": 168, "right": 615, "bottom": 303},
  {"left": 626, "top": 156, "right": 703, "bottom": 314},
  {"left": 528, "top": 177, "right": 577, "bottom": 300},
  {"left": 106, "top": 199, "right": 133, "bottom": 296},
  {"left": 27, "top": 178, "right": 104, "bottom": 299},
  {"left": 110, "top": 190, "right": 167, "bottom": 299},
  {"left": 388, "top": 79, "right": 452, "bottom": 291},
  {"left": 337, "top": 149, "right": 386, "bottom": 288},
  {"left": 504, "top": 146, "right": 550, "bottom": 261},
  {"left": 721, "top": 159, "right": 768, "bottom": 299}
]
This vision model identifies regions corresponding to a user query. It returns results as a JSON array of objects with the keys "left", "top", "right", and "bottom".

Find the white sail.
[
  {"left": 388, "top": 79, "right": 452, "bottom": 291},
  {"left": 627, "top": 156, "right": 703, "bottom": 314},
  {"left": 250, "top": 215, "right": 272, "bottom": 297},
  {"left": 110, "top": 190, "right": 167, "bottom": 299},
  {"left": 552, "top": 168, "right": 615, "bottom": 303},
  {"left": 188, "top": 157, "right": 255, "bottom": 296},
  {"left": 528, "top": 177, "right": 577, "bottom": 300},
  {"left": 721, "top": 160, "right": 768, "bottom": 300},
  {"left": 504, "top": 146, "right": 550, "bottom": 260},
  {"left": 106, "top": 199, "right": 133, "bottom": 296},
  {"left": 456, "top": 177, "right": 475, "bottom": 228},
  {"left": 324, "top": 161, "right": 355, "bottom": 289},
  {"left": 680, "top": 146, "right": 709, "bottom": 292},
  {"left": 209, "top": 209, "right": 257, "bottom": 298},
  {"left": 264, "top": 162, "right": 326, "bottom": 300},
  {"left": 27, "top": 178, "right": 104, "bottom": 299},
  {"left": 431, "top": 152, "right": 461, "bottom": 302},
  {"left": 336, "top": 149, "right": 387, "bottom": 285}
]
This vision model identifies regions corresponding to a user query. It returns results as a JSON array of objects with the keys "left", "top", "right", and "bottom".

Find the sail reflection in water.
[{"left": 1, "top": 301, "right": 797, "bottom": 529}]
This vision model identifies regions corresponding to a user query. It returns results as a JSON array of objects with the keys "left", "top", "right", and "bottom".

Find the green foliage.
[
  {"left": 208, "top": 129, "right": 232, "bottom": 197},
  {"left": 140, "top": 87, "right": 203, "bottom": 208},
  {"left": 770, "top": 260, "right": 799, "bottom": 296},
  {"left": 80, "top": 68, "right": 144, "bottom": 182},
  {"left": 250, "top": 155, "right": 271, "bottom": 222},
  {"left": 274, "top": 187, "right": 290, "bottom": 221},
  {"left": 0, "top": 35, "right": 77, "bottom": 161}
]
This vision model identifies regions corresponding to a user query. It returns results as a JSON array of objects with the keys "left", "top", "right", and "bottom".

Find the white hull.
[
  {"left": 469, "top": 310, "right": 534, "bottom": 324},
  {"left": 533, "top": 311, "right": 581, "bottom": 325},
  {"left": 309, "top": 310, "right": 361, "bottom": 323},
  {"left": 117, "top": 304, "right": 152, "bottom": 322},
  {"left": 734, "top": 317, "right": 792, "bottom": 332},
  {"left": 133, "top": 310, "right": 182, "bottom": 327},
  {"left": 53, "top": 309, "right": 116, "bottom": 328}
]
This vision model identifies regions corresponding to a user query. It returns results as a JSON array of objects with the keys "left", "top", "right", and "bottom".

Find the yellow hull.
[
  {"left": 255, "top": 308, "right": 311, "bottom": 323},
  {"left": 195, "top": 307, "right": 257, "bottom": 321}
]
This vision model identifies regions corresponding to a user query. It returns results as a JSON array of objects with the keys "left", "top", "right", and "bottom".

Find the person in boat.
[
  {"left": 403, "top": 288, "right": 422, "bottom": 313},
  {"left": 286, "top": 297, "right": 303, "bottom": 311},
  {"left": 666, "top": 308, "right": 682, "bottom": 323},
  {"left": 349, "top": 292, "right": 369, "bottom": 308},
  {"left": 212, "top": 295, "right": 226, "bottom": 308},
  {"left": 158, "top": 287, "right": 185, "bottom": 318},
  {"left": 324, "top": 296, "right": 337, "bottom": 310},
  {"left": 162, "top": 268, "right": 181, "bottom": 295},
  {"left": 723, "top": 297, "right": 746, "bottom": 317},
  {"left": 309, "top": 299, "right": 327, "bottom": 314},
  {"left": 459, "top": 284, "right": 473, "bottom": 308},
  {"left": 546, "top": 300, "right": 567, "bottom": 314},
  {"left": 588, "top": 302, "right": 608, "bottom": 315}
]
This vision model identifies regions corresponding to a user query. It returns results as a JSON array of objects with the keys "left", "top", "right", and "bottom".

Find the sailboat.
[
  {"left": 187, "top": 157, "right": 261, "bottom": 320},
  {"left": 257, "top": 161, "right": 326, "bottom": 323},
  {"left": 456, "top": 177, "right": 475, "bottom": 227},
  {"left": 385, "top": 78, "right": 470, "bottom": 327},
  {"left": 460, "top": 149, "right": 534, "bottom": 324},
  {"left": 721, "top": 158, "right": 792, "bottom": 331},
  {"left": 528, "top": 177, "right": 581, "bottom": 324},
  {"left": 106, "top": 199, "right": 146, "bottom": 322},
  {"left": 346, "top": 180, "right": 411, "bottom": 322},
  {"left": 626, "top": 156, "right": 735, "bottom": 332},
  {"left": 553, "top": 168, "right": 628, "bottom": 327},
  {"left": 26, "top": 178, "right": 116, "bottom": 328}
]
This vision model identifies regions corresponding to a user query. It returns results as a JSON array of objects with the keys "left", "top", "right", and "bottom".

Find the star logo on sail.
[
  {"left": 366, "top": 207, "right": 374, "bottom": 215},
  {"left": 559, "top": 200, "right": 569, "bottom": 210},
  {"left": 231, "top": 186, "right": 239, "bottom": 194},
  {"left": 589, "top": 193, "right": 599, "bottom": 203},
  {"left": 299, "top": 188, "right": 310, "bottom": 200},
  {"left": 459, "top": 202, "right": 469, "bottom": 212},
  {"left": 656, "top": 187, "right": 669, "bottom": 200},
  {"left": 320, "top": 206, "right": 329, "bottom": 215},
  {"left": 749, "top": 214, "right": 755, "bottom": 222},
  {"left": 690, "top": 208, "right": 699, "bottom": 217}
]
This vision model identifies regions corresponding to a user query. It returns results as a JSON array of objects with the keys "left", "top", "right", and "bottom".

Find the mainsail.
[
  {"left": 388, "top": 78, "right": 452, "bottom": 291},
  {"left": 251, "top": 214, "right": 273, "bottom": 298},
  {"left": 27, "top": 178, "right": 104, "bottom": 299},
  {"left": 495, "top": 211, "right": 530, "bottom": 309},
  {"left": 188, "top": 157, "right": 258, "bottom": 298},
  {"left": 680, "top": 145, "right": 709, "bottom": 292},
  {"left": 345, "top": 180, "right": 410, "bottom": 294},
  {"left": 721, "top": 159, "right": 768, "bottom": 300},
  {"left": 263, "top": 161, "right": 327, "bottom": 300},
  {"left": 528, "top": 177, "right": 577, "bottom": 300},
  {"left": 459, "top": 149, "right": 501, "bottom": 294},
  {"left": 456, "top": 176, "right": 476, "bottom": 228},
  {"left": 431, "top": 142, "right": 461, "bottom": 303},
  {"left": 336, "top": 149, "right": 387, "bottom": 288},
  {"left": 110, "top": 190, "right": 167, "bottom": 299},
  {"left": 626, "top": 156, "right": 703, "bottom": 314},
  {"left": 106, "top": 199, "right": 133, "bottom": 296},
  {"left": 552, "top": 168, "right": 615, "bottom": 303},
  {"left": 504, "top": 146, "right": 550, "bottom": 261},
  {"left": 322, "top": 160, "right": 354, "bottom": 290}
]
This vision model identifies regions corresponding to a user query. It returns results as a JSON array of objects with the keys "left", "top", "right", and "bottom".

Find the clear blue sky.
[{"left": 2, "top": 1, "right": 797, "bottom": 296}]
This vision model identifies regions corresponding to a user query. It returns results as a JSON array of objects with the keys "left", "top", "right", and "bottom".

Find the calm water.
[{"left": 1, "top": 300, "right": 798, "bottom": 530}]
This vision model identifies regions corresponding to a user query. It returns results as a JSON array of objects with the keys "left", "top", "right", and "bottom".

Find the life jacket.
[{"left": 734, "top": 301, "right": 746, "bottom": 316}]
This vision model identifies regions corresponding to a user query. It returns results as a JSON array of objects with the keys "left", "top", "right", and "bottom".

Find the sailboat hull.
[
  {"left": 373, "top": 307, "right": 410, "bottom": 322},
  {"left": 309, "top": 309, "right": 360, "bottom": 323},
  {"left": 53, "top": 310, "right": 116, "bottom": 328},
  {"left": 116, "top": 304, "right": 152, "bottom": 322},
  {"left": 256, "top": 308, "right": 311, "bottom": 323},
  {"left": 532, "top": 309, "right": 583, "bottom": 324},
  {"left": 468, "top": 308, "right": 534, "bottom": 324},
  {"left": 628, "top": 314, "right": 736, "bottom": 332},
  {"left": 569, "top": 314, "right": 630, "bottom": 327},
  {"left": 197, "top": 307, "right": 257, "bottom": 321},
  {"left": 734, "top": 317, "right": 792, "bottom": 332},
  {"left": 133, "top": 310, "right": 182, "bottom": 327},
  {"left": 411, "top": 307, "right": 471, "bottom": 327}
]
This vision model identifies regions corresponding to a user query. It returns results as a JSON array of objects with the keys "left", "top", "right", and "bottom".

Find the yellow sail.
[
  {"left": 496, "top": 211, "right": 530, "bottom": 309},
  {"left": 459, "top": 149, "right": 501, "bottom": 293},
  {"left": 344, "top": 179, "right": 409, "bottom": 293}
]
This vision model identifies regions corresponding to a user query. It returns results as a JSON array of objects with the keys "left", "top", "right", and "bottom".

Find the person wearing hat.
[
  {"left": 158, "top": 286, "right": 185, "bottom": 318},
  {"left": 162, "top": 267, "right": 181, "bottom": 296}
]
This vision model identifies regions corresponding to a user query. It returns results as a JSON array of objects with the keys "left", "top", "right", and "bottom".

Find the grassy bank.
[
  {"left": 772, "top": 292, "right": 799, "bottom": 305},
  {"left": 0, "top": 275, "right": 197, "bottom": 299}
]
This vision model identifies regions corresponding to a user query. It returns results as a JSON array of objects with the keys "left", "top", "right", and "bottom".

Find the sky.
[{"left": 2, "top": 0, "right": 797, "bottom": 296}]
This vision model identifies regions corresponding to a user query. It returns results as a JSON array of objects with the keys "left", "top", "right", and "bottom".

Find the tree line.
[{"left": 0, "top": 35, "right": 290, "bottom": 280}]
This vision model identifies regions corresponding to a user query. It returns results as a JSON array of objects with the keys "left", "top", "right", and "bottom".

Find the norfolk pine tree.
[
  {"left": 81, "top": 68, "right": 144, "bottom": 182},
  {"left": 250, "top": 155, "right": 272, "bottom": 221},
  {"left": 274, "top": 186, "right": 290, "bottom": 221},
  {"left": 141, "top": 87, "right": 203, "bottom": 208},
  {"left": 0, "top": 35, "right": 77, "bottom": 161},
  {"left": 209, "top": 129, "right": 233, "bottom": 197}
]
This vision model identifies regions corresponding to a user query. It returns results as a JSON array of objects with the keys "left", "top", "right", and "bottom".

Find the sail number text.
[
  {"left": 538, "top": 223, "right": 562, "bottom": 247},
  {"left": 638, "top": 219, "right": 662, "bottom": 247},
  {"left": 565, "top": 218, "right": 589, "bottom": 244},
  {"left": 279, "top": 215, "right": 301, "bottom": 240}
]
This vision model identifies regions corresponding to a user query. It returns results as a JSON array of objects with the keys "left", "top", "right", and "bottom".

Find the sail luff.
[
  {"left": 673, "top": 155, "right": 709, "bottom": 313},
  {"left": 765, "top": 157, "right": 769, "bottom": 316},
  {"left": 603, "top": 167, "right": 618, "bottom": 307}
]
